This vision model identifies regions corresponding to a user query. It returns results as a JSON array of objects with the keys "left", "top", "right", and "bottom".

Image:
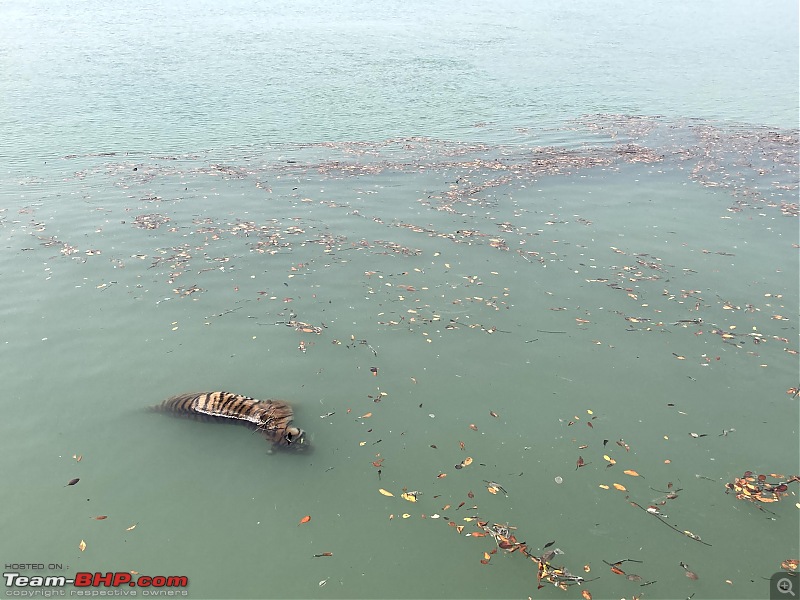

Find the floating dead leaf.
[
  {"left": 401, "top": 492, "right": 418, "bottom": 503},
  {"left": 372, "top": 458, "right": 384, "bottom": 468},
  {"left": 598, "top": 484, "right": 610, "bottom": 489},
  {"left": 370, "top": 367, "right": 378, "bottom": 376},
  {"left": 78, "top": 540, "right": 86, "bottom": 552},
  {"left": 613, "top": 483, "right": 627, "bottom": 491},
  {"left": 489, "top": 410, "right": 499, "bottom": 418},
  {"left": 469, "top": 424, "right": 478, "bottom": 431},
  {"left": 583, "top": 564, "right": 591, "bottom": 572},
  {"left": 73, "top": 454, "right": 82, "bottom": 462},
  {"left": 610, "top": 565, "right": 626, "bottom": 575},
  {"left": 581, "top": 591, "right": 592, "bottom": 600},
  {"left": 623, "top": 470, "right": 640, "bottom": 477},
  {"left": 92, "top": 516, "right": 107, "bottom": 521},
  {"left": 576, "top": 456, "right": 585, "bottom": 469},
  {"left": 360, "top": 412, "right": 373, "bottom": 418},
  {"left": 402, "top": 513, "right": 411, "bottom": 519},
  {"left": 125, "top": 524, "right": 137, "bottom": 531},
  {"left": 66, "top": 478, "right": 80, "bottom": 487},
  {"left": 314, "top": 552, "right": 333, "bottom": 558},
  {"left": 437, "top": 473, "right": 447, "bottom": 479},
  {"left": 298, "top": 515, "right": 311, "bottom": 525},
  {"left": 782, "top": 559, "right": 799, "bottom": 571},
  {"left": 378, "top": 488, "right": 394, "bottom": 497},
  {"left": 463, "top": 457, "right": 473, "bottom": 467}
]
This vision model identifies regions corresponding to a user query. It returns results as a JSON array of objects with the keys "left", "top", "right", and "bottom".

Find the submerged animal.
[{"left": 151, "top": 391, "right": 309, "bottom": 450}]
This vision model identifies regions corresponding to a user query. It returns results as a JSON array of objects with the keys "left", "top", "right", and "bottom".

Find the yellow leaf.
[
  {"left": 359, "top": 441, "right": 366, "bottom": 446},
  {"left": 603, "top": 455, "right": 616, "bottom": 464},
  {"left": 378, "top": 488, "right": 394, "bottom": 497},
  {"left": 623, "top": 470, "right": 640, "bottom": 477},
  {"left": 402, "top": 513, "right": 411, "bottom": 519},
  {"left": 483, "top": 552, "right": 491, "bottom": 561},
  {"left": 125, "top": 524, "right": 137, "bottom": 531},
  {"left": 598, "top": 484, "right": 610, "bottom": 489},
  {"left": 463, "top": 457, "right": 473, "bottom": 466},
  {"left": 613, "top": 483, "right": 627, "bottom": 491},
  {"left": 487, "top": 486, "right": 498, "bottom": 494},
  {"left": 401, "top": 493, "right": 417, "bottom": 503},
  {"left": 78, "top": 540, "right": 86, "bottom": 552},
  {"left": 455, "top": 525, "right": 464, "bottom": 533}
]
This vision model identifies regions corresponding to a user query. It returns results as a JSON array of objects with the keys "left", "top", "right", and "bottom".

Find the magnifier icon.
[{"left": 778, "top": 578, "right": 796, "bottom": 597}]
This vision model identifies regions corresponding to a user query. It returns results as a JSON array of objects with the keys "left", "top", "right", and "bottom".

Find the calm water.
[{"left": 0, "top": 2, "right": 798, "bottom": 600}]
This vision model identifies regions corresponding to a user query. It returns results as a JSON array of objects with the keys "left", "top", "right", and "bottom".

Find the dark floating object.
[
  {"left": 150, "top": 391, "right": 309, "bottom": 451},
  {"left": 66, "top": 478, "right": 80, "bottom": 487}
]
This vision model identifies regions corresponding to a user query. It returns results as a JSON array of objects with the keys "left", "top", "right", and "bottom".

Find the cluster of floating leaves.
[{"left": 725, "top": 471, "right": 800, "bottom": 506}]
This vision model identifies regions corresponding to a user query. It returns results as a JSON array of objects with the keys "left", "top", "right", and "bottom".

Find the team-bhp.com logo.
[{"left": 4, "top": 572, "right": 188, "bottom": 596}]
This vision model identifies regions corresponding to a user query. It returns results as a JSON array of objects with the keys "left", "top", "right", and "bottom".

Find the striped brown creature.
[{"left": 151, "top": 391, "right": 309, "bottom": 450}]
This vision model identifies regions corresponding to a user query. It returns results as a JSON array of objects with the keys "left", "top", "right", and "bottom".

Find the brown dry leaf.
[
  {"left": 463, "top": 457, "right": 473, "bottom": 466},
  {"left": 298, "top": 515, "right": 311, "bottom": 525},
  {"left": 360, "top": 412, "right": 373, "bottom": 418},
  {"left": 437, "top": 473, "right": 447, "bottom": 479},
  {"left": 93, "top": 516, "right": 108, "bottom": 521},
  {"left": 78, "top": 540, "right": 87, "bottom": 552},
  {"left": 781, "top": 559, "right": 799, "bottom": 571},
  {"left": 583, "top": 564, "right": 591, "bottom": 572},
  {"left": 489, "top": 410, "right": 499, "bottom": 418},
  {"left": 582, "top": 591, "right": 592, "bottom": 600},
  {"left": 469, "top": 424, "right": 478, "bottom": 431},
  {"left": 623, "top": 469, "right": 640, "bottom": 477},
  {"left": 613, "top": 483, "right": 627, "bottom": 491},
  {"left": 73, "top": 454, "right": 82, "bottom": 462}
]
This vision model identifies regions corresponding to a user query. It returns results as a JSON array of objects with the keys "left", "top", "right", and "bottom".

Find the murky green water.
[{"left": 1, "top": 1, "right": 798, "bottom": 599}]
